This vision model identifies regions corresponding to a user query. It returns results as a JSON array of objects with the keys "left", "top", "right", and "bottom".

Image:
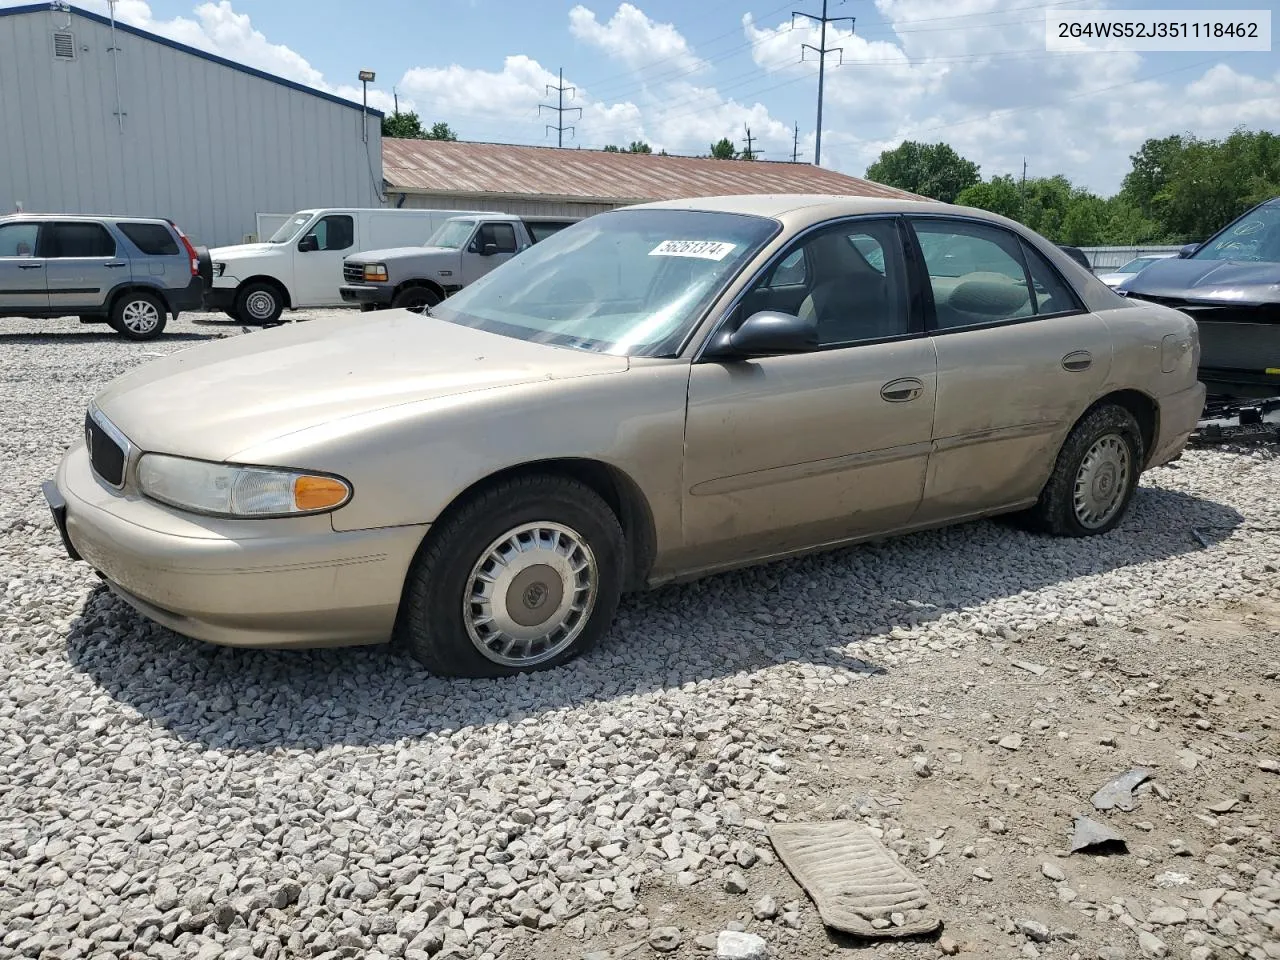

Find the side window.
[
  {"left": 307, "top": 215, "right": 354, "bottom": 251},
  {"left": 1021, "top": 241, "right": 1080, "bottom": 316},
  {"left": 796, "top": 220, "right": 909, "bottom": 346},
  {"left": 44, "top": 222, "right": 117, "bottom": 258},
  {"left": 768, "top": 249, "right": 807, "bottom": 287},
  {"left": 480, "top": 223, "right": 518, "bottom": 254},
  {"left": 0, "top": 222, "right": 40, "bottom": 257},
  {"left": 526, "top": 221, "right": 572, "bottom": 243},
  {"left": 913, "top": 220, "right": 1033, "bottom": 330},
  {"left": 117, "top": 222, "right": 180, "bottom": 256}
]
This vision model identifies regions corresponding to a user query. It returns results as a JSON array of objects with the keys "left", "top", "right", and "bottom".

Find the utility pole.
[
  {"left": 740, "top": 124, "right": 758, "bottom": 161},
  {"left": 539, "top": 67, "right": 581, "bottom": 148},
  {"left": 393, "top": 87, "right": 399, "bottom": 117},
  {"left": 1020, "top": 157, "right": 1028, "bottom": 221},
  {"left": 794, "top": 0, "right": 854, "bottom": 167},
  {"left": 791, "top": 122, "right": 801, "bottom": 162}
]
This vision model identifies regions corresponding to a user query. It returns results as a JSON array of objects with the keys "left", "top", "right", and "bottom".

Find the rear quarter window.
[{"left": 118, "top": 222, "right": 180, "bottom": 256}]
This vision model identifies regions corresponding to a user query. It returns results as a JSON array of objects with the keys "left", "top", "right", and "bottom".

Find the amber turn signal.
[{"left": 293, "top": 475, "right": 350, "bottom": 511}]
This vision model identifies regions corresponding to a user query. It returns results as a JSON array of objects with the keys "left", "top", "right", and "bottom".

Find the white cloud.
[
  {"left": 569, "top": 3, "right": 706, "bottom": 77},
  {"left": 72, "top": 0, "right": 403, "bottom": 111}
]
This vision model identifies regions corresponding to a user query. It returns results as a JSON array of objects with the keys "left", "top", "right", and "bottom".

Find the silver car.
[{"left": 45, "top": 195, "right": 1205, "bottom": 677}]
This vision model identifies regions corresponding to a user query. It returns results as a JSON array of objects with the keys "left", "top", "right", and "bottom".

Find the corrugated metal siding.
[
  {"left": 383, "top": 139, "right": 921, "bottom": 204},
  {"left": 0, "top": 8, "right": 383, "bottom": 247},
  {"left": 1079, "top": 245, "right": 1183, "bottom": 269},
  {"left": 394, "top": 194, "right": 620, "bottom": 218}
]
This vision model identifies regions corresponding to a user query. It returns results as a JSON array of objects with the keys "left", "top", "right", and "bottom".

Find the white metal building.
[{"left": 0, "top": 3, "right": 384, "bottom": 248}]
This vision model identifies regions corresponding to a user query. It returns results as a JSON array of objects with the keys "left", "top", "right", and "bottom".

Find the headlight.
[
  {"left": 136, "top": 454, "right": 351, "bottom": 518},
  {"left": 212, "top": 262, "right": 226, "bottom": 277},
  {"left": 363, "top": 263, "right": 388, "bottom": 282}
]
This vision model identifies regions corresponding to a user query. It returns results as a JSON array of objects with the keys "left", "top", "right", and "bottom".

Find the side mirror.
[
  {"left": 297, "top": 234, "right": 319, "bottom": 252},
  {"left": 481, "top": 243, "right": 499, "bottom": 256},
  {"left": 1178, "top": 242, "right": 1200, "bottom": 258},
  {"left": 707, "top": 310, "right": 818, "bottom": 359}
]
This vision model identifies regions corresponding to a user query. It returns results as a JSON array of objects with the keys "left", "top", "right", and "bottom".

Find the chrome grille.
[
  {"left": 85, "top": 412, "right": 126, "bottom": 487},
  {"left": 342, "top": 262, "right": 365, "bottom": 284}
]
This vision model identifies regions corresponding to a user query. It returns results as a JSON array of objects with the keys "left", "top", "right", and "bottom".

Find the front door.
[
  {"left": 682, "top": 217, "right": 938, "bottom": 570},
  {"left": 908, "top": 216, "right": 1113, "bottom": 523},
  {"left": 0, "top": 221, "right": 48, "bottom": 312},
  {"left": 294, "top": 213, "right": 357, "bottom": 306},
  {"left": 461, "top": 221, "right": 519, "bottom": 285}
]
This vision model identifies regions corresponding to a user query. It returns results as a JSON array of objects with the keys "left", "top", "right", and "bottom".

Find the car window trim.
[
  {"left": 905, "top": 214, "right": 1087, "bottom": 336},
  {"left": 691, "top": 213, "right": 922, "bottom": 363}
]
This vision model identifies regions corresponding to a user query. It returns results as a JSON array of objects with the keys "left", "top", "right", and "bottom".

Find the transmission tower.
[
  {"left": 539, "top": 68, "right": 581, "bottom": 148},
  {"left": 793, "top": 0, "right": 854, "bottom": 166}
]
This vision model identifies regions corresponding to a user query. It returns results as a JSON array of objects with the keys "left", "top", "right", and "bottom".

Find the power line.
[
  {"left": 539, "top": 67, "right": 581, "bottom": 147},
  {"left": 793, "top": 0, "right": 854, "bottom": 167}
]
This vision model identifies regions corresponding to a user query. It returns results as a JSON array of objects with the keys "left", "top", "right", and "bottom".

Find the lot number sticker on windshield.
[{"left": 649, "top": 240, "right": 737, "bottom": 261}]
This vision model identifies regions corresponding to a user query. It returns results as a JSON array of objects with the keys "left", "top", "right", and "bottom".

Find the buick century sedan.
[{"left": 44, "top": 196, "right": 1205, "bottom": 677}]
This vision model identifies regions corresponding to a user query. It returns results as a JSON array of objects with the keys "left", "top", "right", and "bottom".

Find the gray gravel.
[{"left": 2, "top": 312, "right": 1278, "bottom": 960}]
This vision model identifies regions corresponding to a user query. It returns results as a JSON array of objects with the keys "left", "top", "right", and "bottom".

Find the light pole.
[{"left": 359, "top": 69, "right": 375, "bottom": 143}]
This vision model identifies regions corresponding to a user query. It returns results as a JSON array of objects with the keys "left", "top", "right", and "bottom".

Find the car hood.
[
  {"left": 94, "top": 314, "right": 629, "bottom": 461},
  {"left": 347, "top": 245, "right": 458, "bottom": 262},
  {"left": 1120, "top": 257, "right": 1280, "bottom": 305},
  {"left": 209, "top": 242, "right": 282, "bottom": 261}
]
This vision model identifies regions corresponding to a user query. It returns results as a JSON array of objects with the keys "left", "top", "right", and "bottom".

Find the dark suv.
[{"left": 0, "top": 215, "right": 211, "bottom": 340}]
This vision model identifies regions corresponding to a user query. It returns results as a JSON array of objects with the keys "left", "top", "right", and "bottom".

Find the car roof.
[
  {"left": 624, "top": 194, "right": 1017, "bottom": 232},
  {"left": 0, "top": 213, "right": 174, "bottom": 226}
]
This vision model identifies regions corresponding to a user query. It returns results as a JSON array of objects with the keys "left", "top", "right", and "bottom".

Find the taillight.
[{"left": 168, "top": 219, "right": 200, "bottom": 276}]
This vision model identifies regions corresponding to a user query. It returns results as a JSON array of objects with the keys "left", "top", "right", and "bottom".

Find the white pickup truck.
[{"left": 339, "top": 213, "right": 577, "bottom": 313}]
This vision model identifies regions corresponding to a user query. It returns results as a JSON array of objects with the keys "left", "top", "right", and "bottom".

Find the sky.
[{"left": 7, "top": 0, "right": 1279, "bottom": 195}]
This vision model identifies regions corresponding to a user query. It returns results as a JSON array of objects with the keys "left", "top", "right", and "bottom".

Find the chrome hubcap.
[
  {"left": 121, "top": 300, "right": 159, "bottom": 333},
  {"left": 464, "top": 522, "right": 597, "bottom": 667},
  {"left": 1073, "top": 433, "right": 1131, "bottom": 529},
  {"left": 246, "top": 290, "right": 276, "bottom": 320}
]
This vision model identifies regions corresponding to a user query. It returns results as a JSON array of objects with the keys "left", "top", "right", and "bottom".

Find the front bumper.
[
  {"left": 1150, "top": 381, "right": 1207, "bottom": 468},
  {"left": 48, "top": 442, "right": 427, "bottom": 648},
  {"left": 339, "top": 284, "right": 394, "bottom": 307}
]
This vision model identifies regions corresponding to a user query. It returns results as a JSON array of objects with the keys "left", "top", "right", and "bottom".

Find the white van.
[{"left": 206, "top": 208, "right": 484, "bottom": 324}]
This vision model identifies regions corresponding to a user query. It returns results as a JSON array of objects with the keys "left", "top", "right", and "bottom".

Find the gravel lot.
[{"left": 2, "top": 311, "right": 1277, "bottom": 960}]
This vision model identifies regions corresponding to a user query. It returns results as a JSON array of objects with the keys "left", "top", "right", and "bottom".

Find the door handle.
[
  {"left": 104, "top": 261, "right": 127, "bottom": 268},
  {"left": 18, "top": 263, "right": 42, "bottom": 270},
  {"left": 1062, "top": 350, "right": 1092, "bottom": 372},
  {"left": 881, "top": 377, "right": 924, "bottom": 403}
]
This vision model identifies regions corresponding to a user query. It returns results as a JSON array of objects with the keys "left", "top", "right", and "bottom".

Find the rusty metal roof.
[{"left": 382, "top": 139, "right": 920, "bottom": 204}]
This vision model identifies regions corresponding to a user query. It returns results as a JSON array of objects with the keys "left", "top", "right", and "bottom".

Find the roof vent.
[{"left": 53, "top": 31, "right": 76, "bottom": 61}]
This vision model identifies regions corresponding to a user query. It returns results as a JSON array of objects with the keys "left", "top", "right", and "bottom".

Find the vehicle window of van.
[
  {"left": 269, "top": 213, "right": 314, "bottom": 244},
  {"left": 306, "top": 215, "right": 354, "bottom": 252},
  {"left": 44, "top": 222, "right": 117, "bottom": 258},
  {"left": 118, "top": 222, "right": 179, "bottom": 256},
  {"left": 0, "top": 222, "right": 39, "bottom": 257}
]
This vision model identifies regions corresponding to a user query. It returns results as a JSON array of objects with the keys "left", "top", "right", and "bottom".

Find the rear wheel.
[
  {"left": 1025, "top": 404, "right": 1144, "bottom": 537},
  {"left": 234, "top": 281, "right": 284, "bottom": 325},
  {"left": 391, "top": 286, "right": 441, "bottom": 314},
  {"left": 110, "top": 291, "right": 167, "bottom": 340},
  {"left": 398, "top": 475, "right": 625, "bottom": 677}
]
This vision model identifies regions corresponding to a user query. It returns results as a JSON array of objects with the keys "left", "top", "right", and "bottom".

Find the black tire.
[
  {"left": 234, "top": 281, "right": 285, "bottom": 325},
  {"left": 398, "top": 475, "right": 625, "bottom": 677},
  {"left": 110, "top": 291, "right": 168, "bottom": 341},
  {"left": 391, "top": 286, "right": 441, "bottom": 314},
  {"left": 1025, "top": 404, "right": 1144, "bottom": 537}
]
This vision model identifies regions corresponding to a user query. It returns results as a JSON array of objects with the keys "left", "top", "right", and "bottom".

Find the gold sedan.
[{"left": 44, "top": 195, "right": 1205, "bottom": 676}]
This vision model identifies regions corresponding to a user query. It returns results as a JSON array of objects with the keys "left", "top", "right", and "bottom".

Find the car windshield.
[
  {"left": 1116, "top": 257, "right": 1153, "bottom": 273},
  {"left": 430, "top": 208, "right": 778, "bottom": 357},
  {"left": 268, "top": 213, "right": 314, "bottom": 244},
  {"left": 428, "top": 219, "right": 478, "bottom": 249},
  {"left": 1194, "top": 201, "right": 1280, "bottom": 263}
]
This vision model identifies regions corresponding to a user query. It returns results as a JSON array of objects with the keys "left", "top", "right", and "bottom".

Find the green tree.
[
  {"left": 603, "top": 144, "right": 621, "bottom": 152},
  {"left": 955, "top": 175, "right": 1022, "bottom": 221},
  {"left": 709, "top": 137, "right": 736, "bottom": 160},
  {"left": 380, "top": 112, "right": 458, "bottom": 141},
  {"left": 1118, "top": 134, "right": 1186, "bottom": 224},
  {"left": 628, "top": 140, "right": 652, "bottom": 154},
  {"left": 866, "top": 141, "right": 981, "bottom": 203}
]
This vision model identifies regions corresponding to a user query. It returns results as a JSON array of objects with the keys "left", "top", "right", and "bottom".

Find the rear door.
[
  {"left": 908, "top": 216, "right": 1112, "bottom": 523},
  {"left": 41, "top": 221, "right": 124, "bottom": 314},
  {"left": 0, "top": 220, "right": 49, "bottom": 311},
  {"left": 115, "top": 220, "right": 185, "bottom": 287}
]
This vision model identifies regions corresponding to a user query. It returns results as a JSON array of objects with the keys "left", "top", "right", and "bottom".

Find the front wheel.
[
  {"left": 1025, "top": 404, "right": 1144, "bottom": 537},
  {"left": 398, "top": 475, "right": 625, "bottom": 677},
  {"left": 391, "top": 286, "right": 441, "bottom": 314},
  {"left": 234, "top": 282, "right": 284, "bottom": 325},
  {"left": 111, "top": 291, "right": 168, "bottom": 340}
]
